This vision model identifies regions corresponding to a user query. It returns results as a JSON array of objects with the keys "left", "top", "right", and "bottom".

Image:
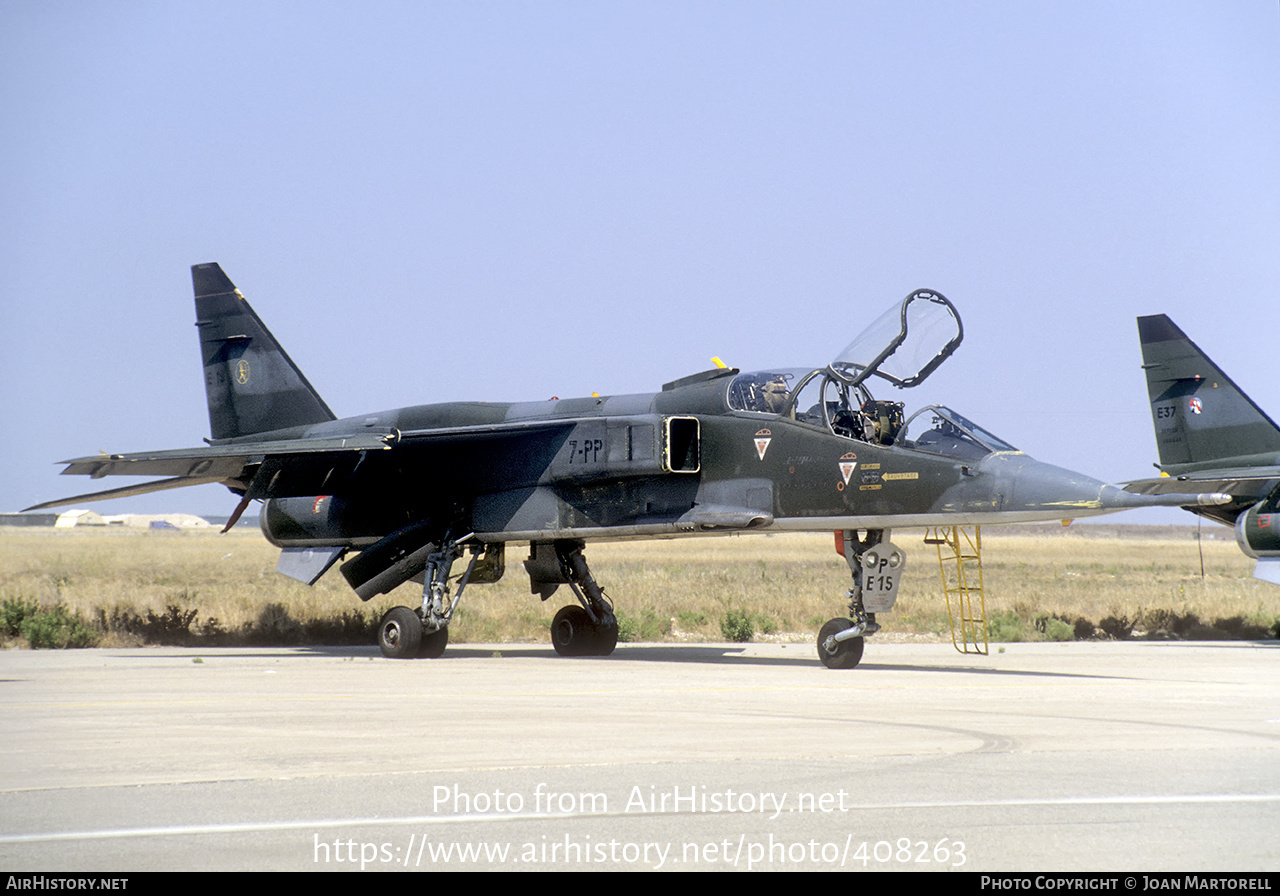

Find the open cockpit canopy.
[
  {"left": 827, "top": 288, "right": 963, "bottom": 390},
  {"left": 725, "top": 289, "right": 1017, "bottom": 458}
]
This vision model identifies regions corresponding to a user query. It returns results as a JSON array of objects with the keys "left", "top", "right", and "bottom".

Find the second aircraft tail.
[{"left": 1137, "top": 314, "right": 1280, "bottom": 474}]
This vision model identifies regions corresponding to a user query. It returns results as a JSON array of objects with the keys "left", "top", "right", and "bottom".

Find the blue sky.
[{"left": 3, "top": 1, "right": 1278, "bottom": 526}]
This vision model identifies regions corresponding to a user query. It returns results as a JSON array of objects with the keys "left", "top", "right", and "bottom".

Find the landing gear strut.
[
  {"left": 378, "top": 534, "right": 489, "bottom": 659},
  {"left": 526, "top": 541, "right": 618, "bottom": 657},
  {"left": 817, "top": 529, "right": 904, "bottom": 669}
]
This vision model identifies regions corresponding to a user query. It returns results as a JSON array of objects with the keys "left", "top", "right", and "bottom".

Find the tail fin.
[
  {"left": 1137, "top": 314, "right": 1280, "bottom": 472},
  {"left": 193, "top": 263, "right": 335, "bottom": 440}
]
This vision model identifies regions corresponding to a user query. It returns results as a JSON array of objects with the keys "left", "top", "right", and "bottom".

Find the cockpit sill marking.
[{"left": 753, "top": 429, "right": 771, "bottom": 461}]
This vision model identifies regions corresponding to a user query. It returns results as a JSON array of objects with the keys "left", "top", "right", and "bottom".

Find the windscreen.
[{"left": 898, "top": 405, "right": 1018, "bottom": 458}]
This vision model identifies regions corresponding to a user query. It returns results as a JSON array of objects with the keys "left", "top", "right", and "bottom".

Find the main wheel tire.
[
  {"left": 817, "top": 617, "right": 865, "bottom": 669},
  {"left": 418, "top": 625, "right": 449, "bottom": 659},
  {"left": 379, "top": 606, "right": 422, "bottom": 659},
  {"left": 592, "top": 618, "right": 619, "bottom": 657},
  {"left": 551, "top": 605, "right": 593, "bottom": 657}
]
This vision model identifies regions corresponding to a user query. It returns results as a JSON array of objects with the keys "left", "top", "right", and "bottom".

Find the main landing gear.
[
  {"left": 526, "top": 540, "right": 618, "bottom": 657},
  {"left": 817, "top": 529, "right": 904, "bottom": 670},
  {"left": 378, "top": 535, "right": 498, "bottom": 659},
  {"left": 378, "top": 605, "right": 448, "bottom": 659}
]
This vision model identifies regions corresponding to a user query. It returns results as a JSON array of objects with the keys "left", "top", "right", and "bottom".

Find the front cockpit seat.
[{"left": 862, "top": 400, "right": 904, "bottom": 446}]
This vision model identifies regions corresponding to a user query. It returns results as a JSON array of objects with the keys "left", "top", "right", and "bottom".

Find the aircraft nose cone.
[
  {"left": 994, "top": 454, "right": 1229, "bottom": 517},
  {"left": 1003, "top": 455, "right": 1116, "bottom": 514}
]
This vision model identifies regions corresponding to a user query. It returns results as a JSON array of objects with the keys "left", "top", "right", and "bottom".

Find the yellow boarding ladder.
[{"left": 924, "top": 525, "right": 988, "bottom": 655}]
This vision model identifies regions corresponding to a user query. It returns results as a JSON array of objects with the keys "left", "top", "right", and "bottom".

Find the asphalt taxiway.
[{"left": 1, "top": 641, "right": 1276, "bottom": 871}]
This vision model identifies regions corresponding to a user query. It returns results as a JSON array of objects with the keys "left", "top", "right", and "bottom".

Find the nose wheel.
[
  {"left": 817, "top": 617, "right": 865, "bottom": 669},
  {"left": 816, "top": 528, "right": 902, "bottom": 668}
]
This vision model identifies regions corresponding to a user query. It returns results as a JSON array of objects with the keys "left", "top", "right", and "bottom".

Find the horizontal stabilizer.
[
  {"left": 55, "top": 432, "right": 397, "bottom": 480},
  {"left": 32, "top": 432, "right": 401, "bottom": 510},
  {"left": 23, "top": 475, "right": 225, "bottom": 512},
  {"left": 1123, "top": 474, "right": 1280, "bottom": 499},
  {"left": 58, "top": 435, "right": 394, "bottom": 476}
]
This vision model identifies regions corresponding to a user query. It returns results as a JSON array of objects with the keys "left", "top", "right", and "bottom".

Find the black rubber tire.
[
  {"left": 551, "top": 605, "right": 593, "bottom": 657},
  {"left": 592, "top": 618, "right": 619, "bottom": 657},
  {"left": 817, "top": 617, "right": 865, "bottom": 669},
  {"left": 379, "top": 606, "right": 422, "bottom": 659},
  {"left": 418, "top": 625, "right": 449, "bottom": 659}
]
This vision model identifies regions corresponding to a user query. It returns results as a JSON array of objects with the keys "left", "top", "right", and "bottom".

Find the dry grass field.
[{"left": 2, "top": 523, "right": 1277, "bottom": 648}]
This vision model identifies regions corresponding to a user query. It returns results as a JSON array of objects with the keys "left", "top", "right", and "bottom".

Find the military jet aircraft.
[
  {"left": 1127, "top": 315, "right": 1280, "bottom": 584},
  {"left": 28, "top": 265, "right": 1224, "bottom": 667}
]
